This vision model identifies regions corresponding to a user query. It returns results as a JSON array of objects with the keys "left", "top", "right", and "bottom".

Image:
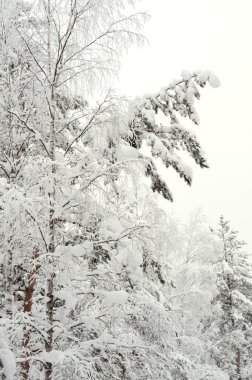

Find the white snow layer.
[
  {"left": 197, "top": 71, "right": 221, "bottom": 88},
  {"left": 103, "top": 290, "right": 128, "bottom": 307},
  {"left": 0, "top": 339, "right": 16, "bottom": 380},
  {"left": 208, "top": 72, "right": 221, "bottom": 88},
  {"left": 41, "top": 350, "right": 65, "bottom": 364}
]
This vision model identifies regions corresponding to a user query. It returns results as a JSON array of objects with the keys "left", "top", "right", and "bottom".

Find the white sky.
[{"left": 117, "top": 0, "right": 252, "bottom": 250}]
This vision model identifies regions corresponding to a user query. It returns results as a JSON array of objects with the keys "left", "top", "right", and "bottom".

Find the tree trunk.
[
  {"left": 5, "top": 66, "right": 14, "bottom": 319},
  {"left": 44, "top": 1, "right": 56, "bottom": 378},
  {"left": 46, "top": 110, "right": 56, "bottom": 379},
  {"left": 236, "top": 347, "right": 241, "bottom": 380},
  {"left": 45, "top": 275, "right": 54, "bottom": 380},
  {"left": 45, "top": 105, "right": 56, "bottom": 380},
  {"left": 21, "top": 247, "right": 40, "bottom": 380},
  {"left": 5, "top": 246, "right": 13, "bottom": 318}
]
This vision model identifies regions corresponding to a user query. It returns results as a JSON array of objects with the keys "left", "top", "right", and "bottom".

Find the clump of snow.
[
  {"left": 81, "top": 240, "right": 93, "bottom": 251},
  {"left": 103, "top": 290, "right": 128, "bottom": 307},
  {"left": 197, "top": 71, "right": 221, "bottom": 88},
  {"left": 54, "top": 289, "right": 77, "bottom": 309},
  {"left": 186, "top": 87, "right": 195, "bottom": 104},
  {"left": 169, "top": 78, "right": 180, "bottom": 88},
  {"left": 116, "top": 244, "right": 143, "bottom": 275},
  {"left": 0, "top": 178, "right": 7, "bottom": 188},
  {"left": 116, "top": 144, "right": 140, "bottom": 160},
  {"left": 181, "top": 70, "right": 192, "bottom": 80},
  {"left": 53, "top": 206, "right": 63, "bottom": 219},
  {"left": 142, "top": 108, "right": 155, "bottom": 124},
  {"left": 102, "top": 217, "right": 124, "bottom": 238},
  {"left": 79, "top": 316, "right": 96, "bottom": 328},
  {"left": 99, "top": 332, "right": 116, "bottom": 344},
  {"left": 222, "top": 261, "right": 233, "bottom": 275},
  {"left": 40, "top": 350, "right": 65, "bottom": 364},
  {"left": 0, "top": 339, "right": 16, "bottom": 380},
  {"left": 181, "top": 162, "right": 193, "bottom": 181},
  {"left": 69, "top": 241, "right": 93, "bottom": 258},
  {"left": 69, "top": 245, "right": 85, "bottom": 257},
  {"left": 208, "top": 72, "right": 221, "bottom": 88}
]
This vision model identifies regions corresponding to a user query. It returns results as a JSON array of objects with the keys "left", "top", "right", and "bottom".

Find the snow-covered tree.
[
  {"left": 0, "top": 1, "right": 221, "bottom": 379},
  {"left": 208, "top": 217, "right": 252, "bottom": 380},
  {"left": 160, "top": 212, "right": 217, "bottom": 371}
]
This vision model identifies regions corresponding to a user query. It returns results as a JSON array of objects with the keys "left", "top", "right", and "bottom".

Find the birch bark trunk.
[{"left": 45, "top": 2, "right": 56, "bottom": 378}]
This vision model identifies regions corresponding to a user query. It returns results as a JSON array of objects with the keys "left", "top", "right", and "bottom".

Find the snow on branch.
[{"left": 127, "top": 70, "right": 220, "bottom": 200}]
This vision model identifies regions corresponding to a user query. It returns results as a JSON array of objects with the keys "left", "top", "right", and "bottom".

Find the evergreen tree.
[{"left": 209, "top": 217, "right": 252, "bottom": 380}]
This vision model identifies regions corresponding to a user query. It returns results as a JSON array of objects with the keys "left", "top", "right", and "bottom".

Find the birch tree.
[{"left": 0, "top": 1, "right": 147, "bottom": 378}]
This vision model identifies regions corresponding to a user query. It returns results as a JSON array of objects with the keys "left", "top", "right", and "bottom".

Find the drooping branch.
[{"left": 127, "top": 70, "right": 220, "bottom": 200}]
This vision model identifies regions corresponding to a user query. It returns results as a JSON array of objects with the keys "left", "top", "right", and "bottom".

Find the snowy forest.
[{"left": 0, "top": 0, "right": 251, "bottom": 379}]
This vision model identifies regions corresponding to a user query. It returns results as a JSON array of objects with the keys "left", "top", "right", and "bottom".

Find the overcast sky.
[{"left": 117, "top": 0, "right": 252, "bottom": 250}]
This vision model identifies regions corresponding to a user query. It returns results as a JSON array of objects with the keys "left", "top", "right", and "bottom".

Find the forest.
[{"left": 0, "top": 1, "right": 251, "bottom": 379}]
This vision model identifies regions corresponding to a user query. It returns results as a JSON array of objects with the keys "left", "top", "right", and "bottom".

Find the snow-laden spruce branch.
[{"left": 126, "top": 70, "right": 220, "bottom": 200}]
